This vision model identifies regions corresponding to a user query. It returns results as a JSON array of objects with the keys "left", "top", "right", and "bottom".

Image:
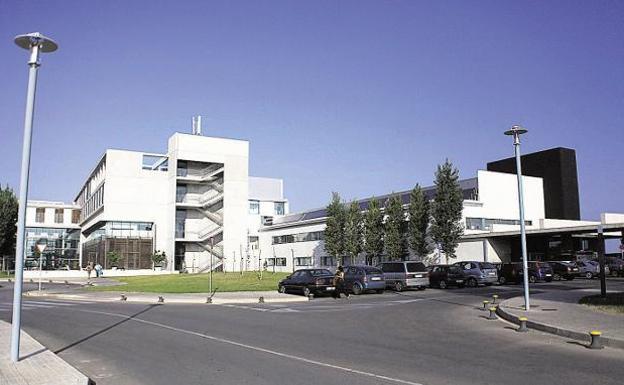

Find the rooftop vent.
[{"left": 192, "top": 115, "right": 202, "bottom": 135}]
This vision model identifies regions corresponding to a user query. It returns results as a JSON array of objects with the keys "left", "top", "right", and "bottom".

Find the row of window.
[
  {"left": 83, "top": 183, "right": 105, "bottom": 220},
  {"left": 465, "top": 217, "right": 533, "bottom": 231},
  {"left": 272, "top": 231, "right": 324, "bottom": 245},
  {"left": 264, "top": 256, "right": 336, "bottom": 267},
  {"left": 249, "top": 200, "right": 286, "bottom": 216},
  {"left": 35, "top": 208, "right": 81, "bottom": 224}
]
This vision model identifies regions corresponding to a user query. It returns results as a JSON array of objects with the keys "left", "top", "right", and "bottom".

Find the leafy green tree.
[
  {"left": 431, "top": 160, "right": 464, "bottom": 263},
  {"left": 363, "top": 197, "right": 384, "bottom": 265},
  {"left": 151, "top": 250, "right": 167, "bottom": 269},
  {"left": 384, "top": 194, "right": 407, "bottom": 261},
  {"left": 344, "top": 200, "right": 363, "bottom": 265},
  {"left": 408, "top": 184, "right": 431, "bottom": 259},
  {"left": 324, "top": 192, "right": 346, "bottom": 265},
  {"left": 107, "top": 251, "right": 122, "bottom": 268},
  {"left": 0, "top": 185, "right": 18, "bottom": 259}
]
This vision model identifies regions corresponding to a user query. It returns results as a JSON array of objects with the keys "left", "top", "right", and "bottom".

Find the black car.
[
  {"left": 427, "top": 264, "right": 467, "bottom": 289},
  {"left": 278, "top": 269, "right": 335, "bottom": 296},
  {"left": 497, "top": 262, "right": 553, "bottom": 284},
  {"left": 547, "top": 261, "right": 580, "bottom": 281}
]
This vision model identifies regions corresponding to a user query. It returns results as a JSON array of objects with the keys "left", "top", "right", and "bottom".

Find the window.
[
  {"left": 321, "top": 256, "right": 336, "bottom": 266},
  {"left": 249, "top": 200, "right": 260, "bottom": 215},
  {"left": 54, "top": 209, "right": 64, "bottom": 224},
  {"left": 406, "top": 262, "right": 426, "bottom": 272},
  {"left": 272, "top": 231, "right": 324, "bottom": 245},
  {"left": 35, "top": 208, "right": 45, "bottom": 223},
  {"left": 142, "top": 155, "right": 168, "bottom": 171},
  {"left": 71, "top": 210, "right": 80, "bottom": 224},
  {"left": 274, "top": 202, "right": 285, "bottom": 216},
  {"left": 466, "top": 217, "right": 533, "bottom": 231},
  {"left": 295, "top": 257, "right": 312, "bottom": 266},
  {"left": 265, "top": 257, "right": 286, "bottom": 267}
]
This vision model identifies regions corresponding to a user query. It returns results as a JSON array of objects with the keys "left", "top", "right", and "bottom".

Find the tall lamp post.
[
  {"left": 36, "top": 239, "right": 47, "bottom": 292},
  {"left": 504, "top": 125, "right": 531, "bottom": 311},
  {"left": 11, "top": 32, "right": 58, "bottom": 362}
]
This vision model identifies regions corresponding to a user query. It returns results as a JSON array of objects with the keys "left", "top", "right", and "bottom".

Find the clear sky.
[{"left": 1, "top": 1, "right": 623, "bottom": 220}]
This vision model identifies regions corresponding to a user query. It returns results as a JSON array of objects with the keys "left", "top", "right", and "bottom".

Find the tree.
[
  {"left": 324, "top": 192, "right": 346, "bottom": 265},
  {"left": 384, "top": 194, "right": 407, "bottom": 261},
  {"left": 363, "top": 197, "right": 384, "bottom": 265},
  {"left": 431, "top": 160, "right": 464, "bottom": 263},
  {"left": 107, "top": 251, "right": 121, "bottom": 268},
  {"left": 151, "top": 250, "right": 167, "bottom": 269},
  {"left": 408, "top": 184, "right": 431, "bottom": 259},
  {"left": 343, "top": 200, "right": 363, "bottom": 265},
  {"left": 0, "top": 185, "right": 18, "bottom": 259}
]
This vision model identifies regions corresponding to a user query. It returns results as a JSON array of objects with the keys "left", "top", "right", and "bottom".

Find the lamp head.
[
  {"left": 14, "top": 32, "right": 58, "bottom": 53},
  {"left": 504, "top": 125, "right": 528, "bottom": 136}
]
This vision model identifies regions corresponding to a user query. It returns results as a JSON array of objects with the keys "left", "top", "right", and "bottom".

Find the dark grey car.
[
  {"left": 343, "top": 265, "right": 385, "bottom": 295},
  {"left": 452, "top": 261, "right": 498, "bottom": 287}
]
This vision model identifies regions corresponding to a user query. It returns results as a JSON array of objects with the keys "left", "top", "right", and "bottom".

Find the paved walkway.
[
  {"left": 0, "top": 320, "right": 89, "bottom": 385},
  {"left": 497, "top": 287, "right": 624, "bottom": 349}
]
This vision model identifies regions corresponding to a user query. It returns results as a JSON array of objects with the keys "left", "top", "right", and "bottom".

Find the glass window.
[
  {"left": 321, "top": 256, "right": 336, "bottom": 266},
  {"left": 35, "top": 208, "right": 45, "bottom": 223},
  {"left": 249, "top": 200, "right": 260, "bottom": 215},
  {"left": 54, "top": 208, "right": 63, "bottom": 223},
  {"left": 274, "top": 202, "right": 285, "bottom": 216},
  {"left": 142, "top": 155, "right": 168, "bottom": 171},
  {"left": 72, "top": 210, "right": 80, "bottom": 223},
  {"left": 406, "top": 262, "right": 426, "bottom": 272},
  {"left": 295, "top": 257, "right": 312, "bottom": 266}
]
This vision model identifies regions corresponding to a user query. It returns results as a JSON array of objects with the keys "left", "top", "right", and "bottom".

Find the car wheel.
[
  {"left": 351, "top": 282, "right": 363, "bottom": 295},
  {"left": 278, "top": 285, "right": 286, "bottom": 294},
  {"left": 394, "top": 281, "right": 404, "bottom": 292},
  {"left": 438, "top": 280, "right": 448, "bottom": 289},
  {"left": 466, "top": 278, "right": 478, "bottom": 288},
  {"left": 553, "top": 273, "right": 561, "bottom": 281},
  {"left": 302, "top": 286, "right": 311, "bottom": 297},
  {"left": 529, "top": 275, "right": 537, "bottom": 284},
  {"left": 499, "top": 276, "right": 507, "bottom": 285},
  {"left": 585, "top": 272, "right": 593, "bottom": 279}
]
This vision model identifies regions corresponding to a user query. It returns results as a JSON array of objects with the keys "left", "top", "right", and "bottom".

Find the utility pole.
[{"left": 597, "top": 225, "right": 606, "bottom": 298}]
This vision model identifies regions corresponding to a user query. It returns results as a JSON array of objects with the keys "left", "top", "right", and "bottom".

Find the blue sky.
[{"left": 1, "top": 1, "right": 623, "bottom": 221}]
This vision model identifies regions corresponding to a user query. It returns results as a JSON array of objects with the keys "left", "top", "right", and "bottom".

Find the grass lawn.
[
  {"left": 88, "top": 271, "right": 290, "bottom": 293},
  {"left": 0, "top": 271, "right": 13, "bottom": 278},
  {"left": 579, "top": 293, "right": 624, "bottom": 315}
]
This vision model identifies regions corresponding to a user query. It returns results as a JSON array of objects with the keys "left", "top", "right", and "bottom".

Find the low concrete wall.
[{"left": 22, "top": 268, "right": 176, "bottom": 279}]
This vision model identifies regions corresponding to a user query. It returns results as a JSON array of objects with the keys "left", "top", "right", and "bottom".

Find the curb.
[
  {"left": 496, "top": 303, "right": 624, "bottom": 350},
  {"left": 24, "top": 291, "right": 309, "bottom": 305}
]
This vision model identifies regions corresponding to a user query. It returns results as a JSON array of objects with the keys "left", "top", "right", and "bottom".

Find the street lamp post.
[
  {"left": 504, "top": 125, "right": 531, "bottom": 311},
  {"left": 36, "top": 239, "right": 47, "bottom": 292},
  {"left": 11, "top": 32, "right": 58, "bottom": 363},
  {"left": 209, "top": 237, "right": 214, "bottom": 294}
]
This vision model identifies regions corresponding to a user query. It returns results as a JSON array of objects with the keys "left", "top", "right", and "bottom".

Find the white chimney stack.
[{"left": 192, "top": 115, "right": 202, "bottom": 135}]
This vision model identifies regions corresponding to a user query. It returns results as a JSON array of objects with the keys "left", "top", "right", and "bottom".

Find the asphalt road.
[{"left": 1, "top": 279, "right": 624, "bottom": 385}]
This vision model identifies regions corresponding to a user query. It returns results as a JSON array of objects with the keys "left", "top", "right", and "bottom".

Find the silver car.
[
  {"left": 377, "top": 261, "right": 429, "bottom": 292},
  {"left": 453, "top": 261, "right": 498, "bottom": 287}
]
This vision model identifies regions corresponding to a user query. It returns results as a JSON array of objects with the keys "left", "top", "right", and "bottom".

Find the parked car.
[
  {"left": 547, "top": 261, "right": 580, "bottom": 281},
  {"left": 604, "top": 256, "right": 624, "bottom": 277},
  {"left": 452, "top": 261, "right": 498, "bottom": 287},
  {"left": 278, "top": 269, "right": 335, "bottom": 296},
  {"left": 343, "top": 265, "right": 385, "bottom": 295},
  {"left": 497, "top": 261, "right": 553, "bottom": 284},
  {"left": 427, "top": 264, "right": 467, "bottom": 289},
  {"left": 377, "top": 261, "right": 429, "bottom": 292},
  {"left": 576, "top": 260, "right": 609, "bottom": 279}
]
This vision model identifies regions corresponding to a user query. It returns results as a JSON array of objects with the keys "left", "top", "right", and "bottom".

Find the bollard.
[
  {"left": 158, "top": 296, "right": 164, "bottom": 303},
  {"left": 258, "top": 296, "right": 265, "bottom": 303},
  {"left": 8, "top": 279, "right": 12, "bottom": 283},
  {"left": 64, "top": 280, "right": 69, "bottom": 285},
  {"left": 589, "top": 331, "right": 604, "bottom": 349},
  {"left": 517, "top": 317, "right": 529, "bottom": 332},
  {"left": 48, "top": 279, "right": 53, "bottom": 283},
  {"left": 487, "top": 307, "right": 497, "bottom": 320},
  {"left": 29, "top": 279, "right": 34, "bottom": 283},
  {"left": 120, "top": 294, "right": 127, "bottom": 301},
  {"left": 206, "top": 297, "right": 212, "bottom": 304},
  {"left": 492, "top": 294, "right": 499, "bottom": 304},
  {"left": 482, "top": 300, "right": 490, "bottom": 310},
  {"left": 308, "top": 293, "right": 314, "bottom": 300}
]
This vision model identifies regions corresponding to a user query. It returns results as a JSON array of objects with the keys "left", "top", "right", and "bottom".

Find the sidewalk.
[
  {"left": 25, "top": 285, "right": 309, "bottom": 305},
  {"left": 497, "top": 288, "right": 624, "bottom": 349},
  {"left": 0, "top": 321, "right": 89, "bottom": 385}
]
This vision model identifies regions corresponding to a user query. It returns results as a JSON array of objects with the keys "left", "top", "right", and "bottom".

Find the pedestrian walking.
[
  {"left": 86, "top": 262, "right": 93, "bottom": 280},
  {"left": 332, "top": 266, "right": 349, "bottom": 299},
  {"left": 94, "top": 263, "right": 102, "bottom": 278}
]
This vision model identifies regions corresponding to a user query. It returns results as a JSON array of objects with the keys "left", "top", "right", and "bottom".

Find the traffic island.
[
  {"left": 496, "top": 290, "right": 624, "bottom": 350},
  {"left": 0, "top": 320, "right": 90, "bottom": 385}
]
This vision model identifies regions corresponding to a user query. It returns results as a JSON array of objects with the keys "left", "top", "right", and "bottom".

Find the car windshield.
[
  {"left": 308, "top": 269, "right": 332, "bottom": 276},
  {"left": 363, "top": 267, "right": 383, "bottom": 275},
  {"left": 480, "top": 262, "right": 496, "bottom": 269},
  {"left": 406, "top": 262, "right": 426, "bottom": 272}
]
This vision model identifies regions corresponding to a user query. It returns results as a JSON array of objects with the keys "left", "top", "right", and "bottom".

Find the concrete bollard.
[
  {"left": 48, "top": 279, "right": 53, "bottom": 283},
  {"left": 8, "top": 279, "right": 12, "bottom": 283},
  {"left": 206, "top": 297, "right": 213, "bottom": 304},
  {"left": 482, "top": 300, "right": 490, "bottom": 310},
  {"left": 308, "top": 293, "right": 314, "bottom": 300},
  {"left": 517, "top": 317, "right": 529, "bottom": 332},
  {"left": 589, "top": 331, "right": 604, "bottom": 349},
  {"left": 29, "top": 279, "right": 34, "bottom": 283},
  {"left": 158, "top": 296, "right": 164, "bottom": 303},
  {"left": 258, "top": 296, "right": 265, "bottom": 303},
  {"left": 64, "top": 280, "right": 69, "bottom": 285},
  {"left": 492, "top": 294, "right": 499, "bottom": 304},
  {"left": 487, "top": 307, "right": 497, "bottom": 320},
  {"left": 120, "top": 294, "right": 127, "bottom": 301}
]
